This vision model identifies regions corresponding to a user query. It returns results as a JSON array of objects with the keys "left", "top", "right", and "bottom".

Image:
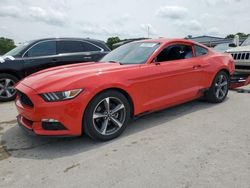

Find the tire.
[
  {"left": 205, "top": 71, "right": 229, "bottom": 103},
  {"left": 0, "top": 73, "right": 19, "bottom": 102},
  {"left": 83, "top": 90, "right": 131, "bottom": 141}
]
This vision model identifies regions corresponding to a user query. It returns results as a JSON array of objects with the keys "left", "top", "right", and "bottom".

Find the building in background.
[
  {"left": 112, "top": 35, "right": 247, "bottom": 49},
  {"left": 112, "top": 38, "right": 149, "bottom": 49},
  {"left": 186, "top": 35, "right": 246, "bottom": 47}
]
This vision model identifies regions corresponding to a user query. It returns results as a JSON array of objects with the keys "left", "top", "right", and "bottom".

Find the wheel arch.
[
  {"left": 0, "top": 70, "right": 22, "bottom": 80},
  {"left": 208, "top": 68, "right": 230, "bottom": 87},
  {"left": 218, "top": 68, "right": 230, "bottom": 77},
  {"left": 89, "top": 87, "right": 134, "bottom": 117},
  {"left": 105, "top": 87, "right": 134, "bottom": 117},
  {"left": 205, "top": 69, "right": 230, "bottom": 103},
  {"left": 81, "top": 87, "right": 135, "bottom": 135}
]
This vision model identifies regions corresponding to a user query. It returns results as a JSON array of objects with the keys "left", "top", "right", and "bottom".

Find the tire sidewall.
[
  {"left": 0, "top": 73, "right": 19, "bottom": 102},
  {"left": 210, "top": 71, "right": 229, "bottom": 103},
  {"left": 83, "top": 90, "right": 131, "bottom": 141}
]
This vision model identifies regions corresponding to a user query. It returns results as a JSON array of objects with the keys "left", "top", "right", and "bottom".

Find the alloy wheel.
[
  {"left": 215, "top": 74, "right": 228, "bottom": 100},
  {"left": 92, "top": 97, "right": 126, "bottom": 136},
  {"left": 0, "top": 78, "right": 16, "bottom": 99}
]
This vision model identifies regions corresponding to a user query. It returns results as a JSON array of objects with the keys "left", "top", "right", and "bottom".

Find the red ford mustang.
[{"left": 15, "top": 39, "right": 235, "bottom": 141}]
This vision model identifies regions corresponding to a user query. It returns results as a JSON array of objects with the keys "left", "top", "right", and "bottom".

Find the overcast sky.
[{"left": 0, "top": 0, "right": 249, "bottom": 43}]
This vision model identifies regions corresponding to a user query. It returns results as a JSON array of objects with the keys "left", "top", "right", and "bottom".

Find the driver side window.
[{"left": 156, "top": 44, "right": 193, "bottom": 62}]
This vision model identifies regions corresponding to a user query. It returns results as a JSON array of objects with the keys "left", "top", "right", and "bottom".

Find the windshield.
[
  {"left": 241, "top": 36, "right": 250, "bottom": 46},
  {"left": 100, "top": 42, "right": 160, "bottom": 64},
  {"left": 4, "top": 41, "right": 33, "bottom": 57},
  {"left": 214, "top": 43, "right": 231, "bottom": 53}
]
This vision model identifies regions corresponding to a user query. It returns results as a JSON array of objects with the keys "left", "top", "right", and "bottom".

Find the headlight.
[{"left": 40, "top": 89, "right": 83, "bottom": 102}]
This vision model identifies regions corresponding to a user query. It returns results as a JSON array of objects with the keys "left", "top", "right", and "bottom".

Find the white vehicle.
[
  {"left": 214, "top": 43, "right": 234, "bottom": 53},
  {"left": 227, "top": 36, "right": 250, "bottom": 74},
  {"left": 214, "top": 35, "right": 240, "bottom": 53}
]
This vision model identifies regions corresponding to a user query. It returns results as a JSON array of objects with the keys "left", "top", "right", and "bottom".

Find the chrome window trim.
[
  {"left": 22, "top": 39, "right": 105, "bottom": 58},
  {"left": 57, "top": 39, "right": 104, "bottom": 55},
  {"left": 81, "top": 40, "right": 104, "bottom": 52},
  {"left": 22, "top": 40, "right": 57, "bottom": 58}
]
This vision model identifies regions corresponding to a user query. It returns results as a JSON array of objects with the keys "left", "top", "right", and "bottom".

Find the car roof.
[
  {"left": 31, "top": 37, "right": 105, "bottom": 43},
  {"left": 134, "top": 38, "right": 209, "bottom": 48},
  {"left": 26, "top": 37, "right": 110, "bottom": 51}
]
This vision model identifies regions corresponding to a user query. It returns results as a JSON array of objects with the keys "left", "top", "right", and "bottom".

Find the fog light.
[
  {"left": 41, "top": 119, "right": 67, "bottom": 130},
  {"left": 42, "top": 119, "right": 59, "bottom": 123}
]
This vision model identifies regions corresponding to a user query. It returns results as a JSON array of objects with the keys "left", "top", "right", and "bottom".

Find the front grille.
[
  {"left": 235, "top": 65, "right": 250, "bottom": 70},
  {"left": 42, "top": 122, "right": 67, "bottom": 130},
  {"left": 230, "top": 52, "right": 250, "bottom": 60},
  {"left": 17, "top": 91, "right": 34, "bottom": 108}
]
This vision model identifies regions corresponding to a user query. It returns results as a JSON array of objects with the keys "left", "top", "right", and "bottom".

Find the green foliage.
[
  {"left": 0, "top": 37, "right": 16, "bottom": 55},
  {"left": 225, "top": 34, "right": 235, "bottom": 39},
  {"left": 106, "top": 37, "right": 121, "bottom": 50},
  {"left": 226, "top": 33, "right": 250, "bottom": 39}
]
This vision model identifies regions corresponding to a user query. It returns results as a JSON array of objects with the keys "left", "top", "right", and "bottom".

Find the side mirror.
[
  {"left": 0, "top": 57, "right": 5, "bottom": 63},
  {"left": 153, "top": 58, "right": 160, "bottom": 65},
  {"left": 229, "top": 43, "right": 236, "bottom": 47}
]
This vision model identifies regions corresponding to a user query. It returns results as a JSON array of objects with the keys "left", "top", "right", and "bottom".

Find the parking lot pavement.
[
  {"left": 0, "top": 87, "right": 250, "bottom": 188},
  {"left": 0, "top": 101, "right": 17, "bottom": 123}
]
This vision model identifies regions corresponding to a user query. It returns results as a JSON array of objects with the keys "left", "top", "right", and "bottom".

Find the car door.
[
  {"left": 143, "top": 43, "right": 204, "bottom": 110},
  {"left": 56, "top": 40, "right": 105, "bottom": 65},
  {"left": 22, "top": 40, "right": 58, "bottom": 76},
  {"left": 81, "top": 41, "right": 108, "bottom": 61}
]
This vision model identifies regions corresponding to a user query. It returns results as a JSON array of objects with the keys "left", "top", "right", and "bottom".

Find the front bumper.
[
  {"left": 234, "top": 60, "right": 250, "bottom": 74},
  {"left": 15, "top": 83, "right": 88, "bottom": 136},
  {"left": 17, "top": 115, "right": 37, "bottom": 136},
  {"left": 235, "top": 67, "right": 250, "bottom": 74}
]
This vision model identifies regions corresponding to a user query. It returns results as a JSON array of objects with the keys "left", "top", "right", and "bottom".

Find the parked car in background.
[
  {"left": 213, "top": 35, "right": 240, "bottom": 53},
  {"left": 15, "top": 39, "right": 234, "bottom": 141},
  {"left": 214, "top": 43, "right": 234, "bottom": 53},
  {"left": 227, "top": 35, "right": 250, "bottom": 75},
  {"left": 0, "top": 38, "right": 110, "bottom": 102}
]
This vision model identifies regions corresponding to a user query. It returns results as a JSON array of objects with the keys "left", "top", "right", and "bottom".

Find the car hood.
[
  {"left": 226, "top": 45, "right": 250, "bottom": 53},
  {"left": 0, "top": 56, "right": 15, "bottom": 63},
  {"left": 20, "top": 62, "right": 135, "bottom": 93}
]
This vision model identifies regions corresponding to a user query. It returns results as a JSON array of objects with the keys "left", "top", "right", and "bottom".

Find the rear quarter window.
[
  {"left": 57, "top": 41, "right": 84, "bottom": 54},
  {"left": 194, "top": 45, "right": 209, "bottom": 57},
  {"left": 82, "top": 42, "right": 102, "bottom": 52}
]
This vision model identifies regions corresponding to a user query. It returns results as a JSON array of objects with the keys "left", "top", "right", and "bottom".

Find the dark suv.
[{"left": 0, "top": 38, "right": 110, "bottom": 102}]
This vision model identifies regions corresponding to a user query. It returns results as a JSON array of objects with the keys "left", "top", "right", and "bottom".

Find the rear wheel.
[
  {"left": 83, "top": 90, "right": 131, "bottom": 141},
  {"left": 205, "top": 71, "right": 229, "bottom": 103},
  {"left": 0, "top": 73, "right": 19, "bottom": 102}
]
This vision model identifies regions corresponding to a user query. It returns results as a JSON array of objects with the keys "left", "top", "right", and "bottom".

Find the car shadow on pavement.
[
  {"left": 1, "top": 99, "right": 221, "bottom": 160},
  {"left": 232, "top": 88, "right": 250, "bottom": 93}
]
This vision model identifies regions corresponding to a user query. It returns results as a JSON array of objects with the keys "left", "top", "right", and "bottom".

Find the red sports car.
[{"left": 15, "top": 39, "right": 235, "bottom": 141}]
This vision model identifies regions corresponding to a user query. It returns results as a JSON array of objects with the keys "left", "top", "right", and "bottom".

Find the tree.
[
  {"left": 106, "top": 37, "right": 121, "bottom": 50},
  {"left": 0, "top": 37, "right": 16, "bottom": 55},
  {"left": 225, "top": 34, "right": 235, "bottom": 39}
]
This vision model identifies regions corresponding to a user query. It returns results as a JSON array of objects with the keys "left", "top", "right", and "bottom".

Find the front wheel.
[
  {"left": 205, "top": 71, "right": 229, "bottom": 103},
  {"left": 0, "top": 73, "right": 19, "bottom": 102},
  {"left": 83, "top": 90, "right": 131, "bottom": 141}
]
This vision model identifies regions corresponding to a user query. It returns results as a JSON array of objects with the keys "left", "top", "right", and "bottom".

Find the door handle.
[
  {"left": 51, "top": 59, "right": 58, "bottom": 63},
  {"left": 83, "top": 56, "right": 92, "bottom": 60},
  {"left": 193, "top": 65, "right": 202, "bottom": 69},
  {"left": 26, "top": 60, "right": 35, "bottom": 64}
]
